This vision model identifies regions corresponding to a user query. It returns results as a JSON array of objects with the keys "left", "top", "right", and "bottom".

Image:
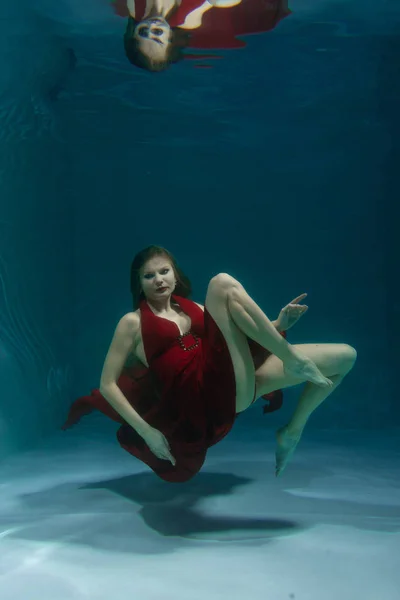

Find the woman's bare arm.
[{"left": 99, "top": 313, "right": 151, "bottom": 437}]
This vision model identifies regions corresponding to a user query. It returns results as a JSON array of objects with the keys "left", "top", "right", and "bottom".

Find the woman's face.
[
  {"left": 134, "top": 18, "right": 171, "bottom": 64},
  {"left": 140, "top": 256, "right": 177, "bottom": 302}
]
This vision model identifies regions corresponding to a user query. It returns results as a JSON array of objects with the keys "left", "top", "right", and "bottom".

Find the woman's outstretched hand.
[
  {"left": 276, "top": 293, "right": 309, "bottom": 332},
  {"left": 141, "top": 426, "right": 176, "bottom": 465}
]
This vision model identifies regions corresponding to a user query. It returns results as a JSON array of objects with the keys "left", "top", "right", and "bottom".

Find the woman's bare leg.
[
  {"left": 222, "top": 275, "right": 332, "bottom": 387},
  {"left": 205, "top": 276, "right": 257, "bottom": 413},
  {"left": 255, "top": 342, "right": 357, "bottom": 476},
  {"left": 205, "top": 274, "right": 332, "bottom": 413}
]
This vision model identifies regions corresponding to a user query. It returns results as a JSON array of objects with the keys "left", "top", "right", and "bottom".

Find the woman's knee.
[
  {"left": 207, "top": 273, "right": 241, "bottom": 300},
  {"left": 339, "top": 344, "right": 357, "bottom": 373}
]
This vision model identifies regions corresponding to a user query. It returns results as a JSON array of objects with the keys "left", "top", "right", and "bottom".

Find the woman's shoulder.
[{"left": 117, "top": 310, "right": 141, "bottom": 334}]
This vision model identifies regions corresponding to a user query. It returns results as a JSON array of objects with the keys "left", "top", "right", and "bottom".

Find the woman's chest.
[{"left": 132, "top": 312, "right": 191, "bottom": 364}]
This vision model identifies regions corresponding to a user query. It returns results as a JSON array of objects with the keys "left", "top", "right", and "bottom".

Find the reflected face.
[
  {"left": 134, "top": 18, "right": 171, "bottom": 63},
  {"left": 140, "top": 256, "right": 177, "bottom": 302}
]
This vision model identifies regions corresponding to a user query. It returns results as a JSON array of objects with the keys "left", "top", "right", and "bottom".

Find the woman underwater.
[
  {"left": 112, "top": 0, "right": 291, "bottom": 71},
  {"left": 63, "top": 246, "right": 357, "bottom": 483}
]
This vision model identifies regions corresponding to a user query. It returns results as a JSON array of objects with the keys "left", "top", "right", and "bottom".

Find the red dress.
[
  {"left": 112, "top": 0, "right": 290, "bottom": 51},
  {"left": 62, "top": 295, "right": 284, "bottom": 482}
]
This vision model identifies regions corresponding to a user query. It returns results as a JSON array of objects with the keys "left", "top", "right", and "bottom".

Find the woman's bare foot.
[
  {"left": 275, "top": 426, "right": 302, "bottom": 477},
  {"left": 283, "top": 351, "right": 333, "bottom": 388}
]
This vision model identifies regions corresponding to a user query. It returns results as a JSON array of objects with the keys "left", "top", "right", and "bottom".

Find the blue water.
[{"left": 0, "top": 1, "right": 399, "bottom": 598}]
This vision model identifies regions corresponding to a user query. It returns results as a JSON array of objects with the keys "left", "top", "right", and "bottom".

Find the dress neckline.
[{"left": 144, "top": 295, "right": 192, "bottom": 337}]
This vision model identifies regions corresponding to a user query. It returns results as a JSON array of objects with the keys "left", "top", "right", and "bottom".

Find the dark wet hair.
[
  {"left": 130, "top": 245, "right": 192, "bottom": 308},
  {"left": 123, "top": 16, "right": 190, "bottom": 72}
]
